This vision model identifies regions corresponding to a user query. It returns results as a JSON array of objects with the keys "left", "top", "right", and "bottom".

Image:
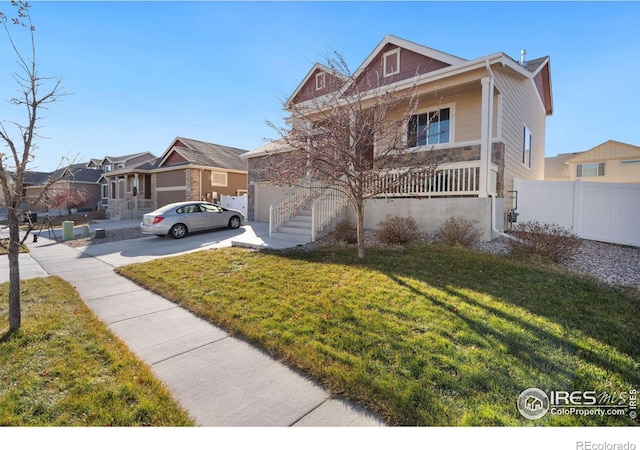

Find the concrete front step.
[
  {"left": 277, "top": 225, "right": 312, "bottom": 236},
  {"left": 269, "top": 232, "right": 311, "bottom": 245}
]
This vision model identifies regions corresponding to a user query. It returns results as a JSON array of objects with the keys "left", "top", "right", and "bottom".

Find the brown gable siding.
[
  {"left": 156, "top": 170, "right": 186, "bottom": 187},
  {"left": 163, "top": 150, "right": 188, "bottom": 166},
  {"left": 533, "top": 65, "right": 552, "bottom": 115},
  {"left": 291, "top": 68, "right": 343, "bottom": 105},
  {"left": 173, "top": 140, "right": 188, "bottom": 148},
  {"left": 356, "top": 44, "right": 450, "bottom": 90}
]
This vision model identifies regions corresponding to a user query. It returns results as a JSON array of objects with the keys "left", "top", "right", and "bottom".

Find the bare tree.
[
  {"left": 48, "top": 188, "right": 88, "bottom": 220},
  {"left": 264, "top": 52, "right": 438, "bottom": 259},
  {"left": 0, "top": 1, "right": 68, "bottom": 332}
]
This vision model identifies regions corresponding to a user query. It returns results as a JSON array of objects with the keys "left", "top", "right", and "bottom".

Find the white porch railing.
[
  {"left": 310, "top": 186, "right": 349, "bottom": 242},
  {"left": 269, "top": 179, "right": 322, "bottom": 236},
  {"left": 366, "top": 161, "right": 498, "bottom": 198},
  {"left": 108, "top": 197, "right": 154, "bottom": 219}
]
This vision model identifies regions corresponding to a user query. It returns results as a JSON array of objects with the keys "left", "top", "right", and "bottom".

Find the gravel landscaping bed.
[
  {"left": 478, "top": 236, "right": 640, "bottom": 290},
  {"left": 63, "top": 227, "right": 146, "bottom": 248}
]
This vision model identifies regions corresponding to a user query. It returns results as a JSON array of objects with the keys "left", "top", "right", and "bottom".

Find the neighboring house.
[
  {"left": 91, "top": 152, "right": 157, "bottom": 211},
  {"left": 22, "top": 164, "right": 102, "bottom": 214},
  {"left": 102, "top": 137, "right": 248, "bottom": 219},
  {"left": 244, "top": 35, "right": 553, "bottom": 242},
  {"left": 545, "top": 140, "right": 640, "bottom": 183}
]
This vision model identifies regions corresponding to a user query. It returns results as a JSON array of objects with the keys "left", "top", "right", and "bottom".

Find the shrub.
[
  {"left": 377, "top": 215, "right": 421, "bottom": 245},
  {"left": 508, "top": 220, "right": 582, "bottom": 263},
  {"left": 433, "top": 216, "right": 482, "bottom": 247},
  {"left": 334, "top": 219, "right": 357, "bottom": 244}
]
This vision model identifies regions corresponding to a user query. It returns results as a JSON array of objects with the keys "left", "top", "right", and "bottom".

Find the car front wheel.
[
  {"left": 169, "top": 223, "right": 187, "bottom": 239},
  {"left": 228, "top": 216, "right": 241, "bottom": 229}
]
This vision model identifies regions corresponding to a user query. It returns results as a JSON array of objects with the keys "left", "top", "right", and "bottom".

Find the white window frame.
[
  {"left": 211, "top": 171, "right": 228, "bottom": 187},
  {"left": 383, "top": 48, "right": 400, "bottom": 78},
  {"left": 522, "top": 125, "right": 532, "bottom": 168},
  {"left": 315, "top": 72, "right": 325, "bottom": 90},
  {"left": 576, "top": 162, "right": 605, "bottom": 177},
  {"left": 404, "top": 103, "right": 455, "bottom": 149}
]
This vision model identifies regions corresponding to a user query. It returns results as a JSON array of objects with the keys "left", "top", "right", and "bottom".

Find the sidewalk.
[{"left": 1, "top": 221, "right": 384, "bottom": 426}]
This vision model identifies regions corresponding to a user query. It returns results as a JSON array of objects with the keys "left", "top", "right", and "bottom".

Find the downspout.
[{"left": 485, "top": 59, "right": 515, "bottom": 240}]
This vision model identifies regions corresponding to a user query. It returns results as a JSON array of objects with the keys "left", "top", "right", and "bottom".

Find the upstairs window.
[
  {"left": 522, "top": 126, "right": 532, "bottom": 168},
  {"left": 407, "top": 107, "right": 451, "bottom": 146},
  {"left": 211, "top": 171, "right": 228, "bottom": 186},
  {"left": 383, "top": 48, "right": 400, "bottom": 78},
  {"left": 576, "top": 163, "right": 605, "bottom": 177},
  {"left": 315, "top": 72, "right": 326, "bottom": 90}
]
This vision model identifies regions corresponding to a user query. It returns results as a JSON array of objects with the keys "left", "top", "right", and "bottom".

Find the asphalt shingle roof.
[{"left": 170, "top": 137, "right": 248, "bottom": 172}]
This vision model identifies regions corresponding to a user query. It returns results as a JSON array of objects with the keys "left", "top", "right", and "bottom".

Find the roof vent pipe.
[{"left": 520, "top": 49, "right": 527, "bottom": 65}]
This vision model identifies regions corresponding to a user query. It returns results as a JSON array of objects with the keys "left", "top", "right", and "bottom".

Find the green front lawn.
[
  {"left": 0, "top": 277, "right": 193, "bottom": 426},
  {"left": 116, "top": 244, "right": 640, "bottom": 426}
]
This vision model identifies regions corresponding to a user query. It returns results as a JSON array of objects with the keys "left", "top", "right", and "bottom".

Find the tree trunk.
[
  {"left": 356, "top": 202, "right": 365, "bottom": 260},
  {"left": 7, "top": 213, "right": 22, "bottom": 331}
]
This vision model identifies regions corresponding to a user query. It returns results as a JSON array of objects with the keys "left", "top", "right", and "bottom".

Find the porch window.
[
  {"left": 407, "top": 107, "right": 450, "bottom": 147},
  {"left": 101, "top": 184, "right": 108, "bottom": 198},
  {"left": 576, "top": 163, "right": 605, "bottom": 177},
  {"left": 522, "top": 126, "right": 532, "bottom": 168}
]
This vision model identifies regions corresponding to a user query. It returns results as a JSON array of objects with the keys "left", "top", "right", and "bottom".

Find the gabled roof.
[
  {"left": 566, "top": 140, "right": 640, "bottom": 164},
  {"left": 544, "top": 152, "right": 580, "bottom": 179},
  {"left": 352, "top": 34, "right": 466, "bottom": 80},
  {"left": 86, "top": 158, "right": 103, "bottom": 168},
  {"left": 22, "top": 163, "right": 102, "bottom": 186},
  {"left": 286, "top": 63, "right": 347, "bottom": 109},
  {"left": 286, "top": 35, "right": 553, "bottom": 116},
  {"left": 158, "top": 137, "right": 248, "bottom": 172},
  {"left": 101, "top": 151, "right": 156, "bottom": 166}
]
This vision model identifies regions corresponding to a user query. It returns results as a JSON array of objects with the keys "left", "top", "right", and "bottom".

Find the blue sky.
[{"left": 1, "top": 1, "right": 639, "bottom": 172}]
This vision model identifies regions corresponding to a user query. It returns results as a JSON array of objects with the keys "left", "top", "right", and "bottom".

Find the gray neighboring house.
[{"left": 21, "top": 164, "right": 102, "bottom": 214}]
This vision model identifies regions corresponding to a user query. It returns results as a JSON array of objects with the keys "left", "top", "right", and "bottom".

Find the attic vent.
[
  {"left": 383, "top": 47, "right": 400, "bottom": 77},
  {"left": 520, "top": 49, "right": 527, "bottom": 65},
  {"left": 316, "top": 72, "right": 326, "bottom": 90}
]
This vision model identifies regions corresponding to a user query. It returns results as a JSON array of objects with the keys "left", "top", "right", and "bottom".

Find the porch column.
[
  {"left": 131, "top": 173, "right": 140, "bottom": 211},
  {"left": 479, "top": 76, "right": 491, "bottom": 198}
]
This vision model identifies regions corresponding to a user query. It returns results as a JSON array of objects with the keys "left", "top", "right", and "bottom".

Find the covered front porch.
[{"left": 102, "top": 172, "right": 154, "bottom": 219}]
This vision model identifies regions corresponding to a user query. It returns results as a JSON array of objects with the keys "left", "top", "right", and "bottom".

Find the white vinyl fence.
[
  {"left": 513, "top": 179, "right": 640, "bottom": 247},
  {"left": 220, "top": 194, "right": 247, "bottom": 216}
]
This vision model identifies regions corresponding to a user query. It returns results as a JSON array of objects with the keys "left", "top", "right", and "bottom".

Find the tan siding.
[
  {"left": 494, "top": 68, "right": 547, "bottom": 213},
  {"left": 156, "top": 170, "right": 186, "bottom": 187}
]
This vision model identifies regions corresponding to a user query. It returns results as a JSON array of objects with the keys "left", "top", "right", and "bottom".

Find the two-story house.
[{"left": 244, "top": 35, "right": 553, "bottom": 242}]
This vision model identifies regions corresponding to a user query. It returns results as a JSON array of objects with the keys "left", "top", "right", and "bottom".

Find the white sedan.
[{"left": 140, "top": 201, "right": 244, "bottom": 239}]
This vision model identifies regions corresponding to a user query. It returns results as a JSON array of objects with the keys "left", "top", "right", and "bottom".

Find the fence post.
[{"left": 572, "top": 179, "right": 582, "bottom": 236}]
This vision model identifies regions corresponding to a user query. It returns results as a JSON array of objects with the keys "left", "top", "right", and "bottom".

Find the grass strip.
[{"left": 0, "top": 277, "right": 193, "bottom": 426}]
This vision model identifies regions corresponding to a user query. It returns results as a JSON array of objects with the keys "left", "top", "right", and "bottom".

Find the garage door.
[
  {"left": 254, "top": 182, "right": 290, "bottom": 222},
  {"left": 157, "top": 190, "right": 186, "bottom": 208}
]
